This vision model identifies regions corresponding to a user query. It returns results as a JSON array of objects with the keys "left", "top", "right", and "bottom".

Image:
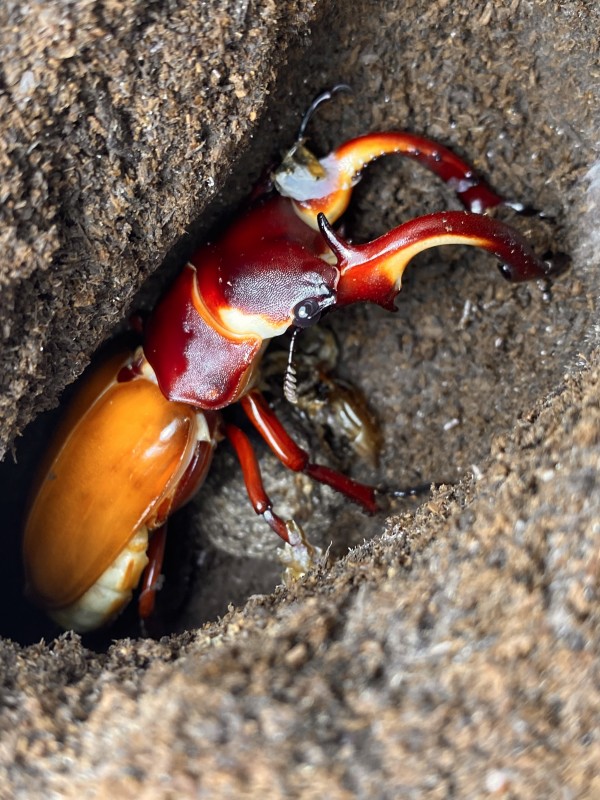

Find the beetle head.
[{"left": 196, "top": 237, "right": 340, "bottom": 340}]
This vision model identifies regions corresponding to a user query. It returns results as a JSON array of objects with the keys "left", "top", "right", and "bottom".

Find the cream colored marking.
[
  {"left": 218, "top": 305, "right": 289, "bottom": 340},
  {"left": 194, "top": 409, "right": 212, "bottom": 443},
  {"left": 184, "top": 264, "right": 280, "bottom": 341},
  {"left": 50, "top": 527, "right": 149, "bottom": 632},
  {"left": 369, "top": 233, "right": 490, "bottom": 292},
  {"left": 137, "top": 348, "right": 159, "bottom": 383},
  {"left": 292, "top": 193, "right": 350, "bottom": 231}
]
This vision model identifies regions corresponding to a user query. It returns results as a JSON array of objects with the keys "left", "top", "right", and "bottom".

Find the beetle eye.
[{"left": 292, "top": 298, "right": 322, "bottom": 328}]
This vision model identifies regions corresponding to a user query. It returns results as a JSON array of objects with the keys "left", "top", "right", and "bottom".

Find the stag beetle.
[{"left": 23, "top": 90, "right": 568, "bottom": 631}]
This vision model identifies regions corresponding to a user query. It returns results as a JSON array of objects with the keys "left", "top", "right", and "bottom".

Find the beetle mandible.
[{"left": 23, "top": 91, "right": 568, "bottom": 632}]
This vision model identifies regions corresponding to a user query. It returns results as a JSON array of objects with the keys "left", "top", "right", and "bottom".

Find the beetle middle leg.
[{"left": 224, "top": 420, "right": 325, "bottom": 579}]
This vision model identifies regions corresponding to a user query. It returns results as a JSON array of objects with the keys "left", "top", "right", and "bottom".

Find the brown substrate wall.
[{"left": 1, "top": 1, "right": 599, "bottom": 796}]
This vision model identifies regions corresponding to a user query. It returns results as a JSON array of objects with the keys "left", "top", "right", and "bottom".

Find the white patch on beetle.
[
  {"left": 273, "top": 148, "right": 343, "bottom": 201},
  {"left": 50, "top": 527, "right": 150, "bottom": 632}
]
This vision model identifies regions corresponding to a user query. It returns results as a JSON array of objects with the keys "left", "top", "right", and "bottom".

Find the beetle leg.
[
  {"left": 137, "top": 427, "right": 220, "bottom": 622},
  {"left": 224, "top": 422, "right": 295, "bottom": 542},
  {"left": 137, "top": 523, "right": 168, "bottom": 621},
  {"left": 225, "top": 422, "right": 324, "bottom": 578},
  {"left": 240, "top": 389, "right": 380, "bottom": 513}
]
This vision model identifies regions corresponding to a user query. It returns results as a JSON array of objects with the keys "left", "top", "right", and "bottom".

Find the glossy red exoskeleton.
[{"left": 23, "top": 92, "right": 568, "bottom": 631}]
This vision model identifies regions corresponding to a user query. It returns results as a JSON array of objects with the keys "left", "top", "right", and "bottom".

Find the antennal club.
[{"left": 283, "top": 328, "right": 300, "bottom": 405}]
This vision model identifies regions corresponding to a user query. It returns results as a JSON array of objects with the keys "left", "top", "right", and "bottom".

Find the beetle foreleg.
[
  {"left": 225, "top": 421, "right": 324, "bottom": 578},
  {"left": 240, "top": 389, "right": 380, "bottom": 513},
  {"left": 225, "top": 422, "right": 295, "bottom": 542}
]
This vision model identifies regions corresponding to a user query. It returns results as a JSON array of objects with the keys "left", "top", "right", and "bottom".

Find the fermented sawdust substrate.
[{"left": 0, "top": 1, "right": 599, "bottom": 796}]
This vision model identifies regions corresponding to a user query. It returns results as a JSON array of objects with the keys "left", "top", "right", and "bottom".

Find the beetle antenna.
[
  {"left": 283, "top": 329, "right": 300, "bottom": 405},
  {"left": 297, "top": 84, "right": 353, "bottom": 142}
]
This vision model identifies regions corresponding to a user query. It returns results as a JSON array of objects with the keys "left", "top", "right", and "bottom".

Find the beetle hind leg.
[{"left": 137, "top": 523, "right": 168, "bottom": 622}]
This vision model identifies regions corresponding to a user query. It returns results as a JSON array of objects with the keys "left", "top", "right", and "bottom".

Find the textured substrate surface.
[{"left": 1, "top": 1, "right": 599, "bottom": 796}]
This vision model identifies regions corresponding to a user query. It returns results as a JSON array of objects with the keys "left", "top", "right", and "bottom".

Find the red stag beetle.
[{"left": 23, "top": 88, "right": 569, "bottom": 632}]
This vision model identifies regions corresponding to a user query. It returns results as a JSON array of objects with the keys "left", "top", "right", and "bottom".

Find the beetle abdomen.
[
  {"left": 23, "top": 355, "right": 203, "bottom": 622},
  {"left": 49, "top": 526, "right": 150, "bottom": 632}
]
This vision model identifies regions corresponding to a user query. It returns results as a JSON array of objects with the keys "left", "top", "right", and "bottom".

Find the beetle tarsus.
[
  {"left": 386, "top": 483, "right": 436, "bottom": 499},
  {"left": 542, "top": 250, "right": 571, "bottom": 279},
  {"left": 502, "top": 200, "right": 556, "bottom": 221}
]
